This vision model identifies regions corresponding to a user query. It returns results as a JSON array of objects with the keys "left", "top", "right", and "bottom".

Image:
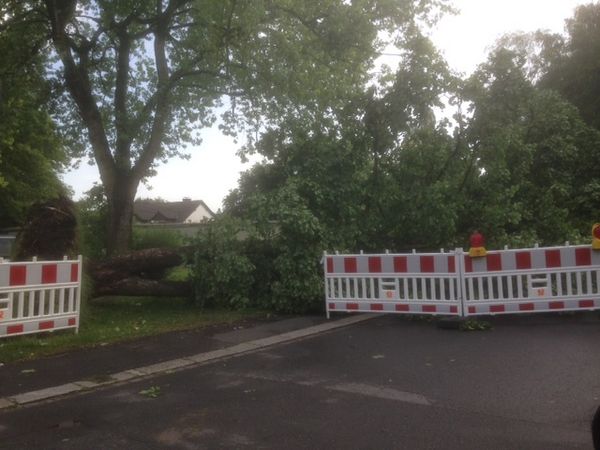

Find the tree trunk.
[
  {"left": 94, "top": 277, "right": 191, "bottom": 298},
  {"left": 106, "top": 175, "right": 138, "bottom": 255},
  {"left": 88, "top": 247, "right": 186, "bottom": 284}
]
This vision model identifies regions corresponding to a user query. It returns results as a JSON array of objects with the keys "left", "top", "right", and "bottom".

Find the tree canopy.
[
  {"left": 539, "top": 2, "right": 600, "bottom": 131},
  {"left": 226, "top": 3, "right": 600, "bottom": 256},
  {"left": 2, "top": 0, "right": 599, "bottom": 265},
  {"left": 1, "top": 0, "right": 451, "bottom": 253}
]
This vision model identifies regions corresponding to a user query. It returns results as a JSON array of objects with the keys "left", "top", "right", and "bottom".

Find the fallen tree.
[
  {"left": 93, "top": 276, "right": 191, "bottom": 298},
  {"left": 88, "top": 247, "right": 191, "bottom": 298}
]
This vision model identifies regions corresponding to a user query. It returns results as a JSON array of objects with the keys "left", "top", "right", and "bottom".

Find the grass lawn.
[{"left": 0, "top": 296, "right": 269, "bottom": 363}]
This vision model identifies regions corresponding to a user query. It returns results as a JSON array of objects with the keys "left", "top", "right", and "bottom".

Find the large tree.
[
  {"left": 226, "top": 32, "right": 463, "bottom": 252},
  {"left": 0, "top": 2, "right": 67, "bottom": 227},
  {"left": 460, "top": 47, "right": 600, "bottom": 246},
  {"left": 500, "top": 3, "right": 600, "bottom": 132},
  {"left": 539, "top": 2, "right": 600, "bottom": 131},
  {"left": 7, "top": 0, "right": 449, "bottom": 254}
]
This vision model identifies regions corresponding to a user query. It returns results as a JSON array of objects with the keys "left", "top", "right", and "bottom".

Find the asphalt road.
[{"left": 0, "top": 314, "right": 598, "bottom": 449}]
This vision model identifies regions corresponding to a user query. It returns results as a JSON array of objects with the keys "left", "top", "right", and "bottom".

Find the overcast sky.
[{"left": 61, "top": 0, "right": 591, "bottom": 211}]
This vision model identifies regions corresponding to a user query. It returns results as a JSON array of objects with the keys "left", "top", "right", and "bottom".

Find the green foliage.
[
  {"left": 139, "top": 386, "right": 161, "bottom": 399},
  {"left": 255, "top": 184, "right": 324, "bottom": 313},
  {"left": 164, "top": 265, "right": 191, "bottom": 282},
  {"left": 215, "top": 5, "right": 600, "bottom": 314},
  {"left": 0, "top": 5, "right": 67, "bottom": 227},
  {"left": 131, "top": 228, "right": 184, "bottom": 251},
  {"left": 79, "top": 272, "right": 94, "bottom": 320},
  {"left": 460, "top": 319, "right": 492, "bottom": 332},
  {"left": 189, "top": 186, "right": 325, "bottom": 314},
  {"left": 76, "top": 185, "right": 109, "bottom": 259},
  {"left": 189, "top": 217, "right": 255, "bottom": 310},
  {"left": 2, "top": 0, "right": 451, "bottom": 253},
  {"left": 217, "top": 33, "right": 466, "bottom": 312},
  {"left": 227, "top": 31, "right": 462, "bottom": 253},
  {"left": 460, "top": 47, "right": 600, "bottom": 247},
  {"left": 4, "top": 1, "right": 599, "bottom": 315},
  {"left": 78, "top": 186, "right": 186, "bottom": 257},
  {"left": 538, "top": 3, "right": 600, "bottom": 131}
]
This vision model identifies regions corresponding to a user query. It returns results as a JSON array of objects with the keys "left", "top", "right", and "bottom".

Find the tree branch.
[
  {"left": 114, "top": 26, "right": 132, "bottom": 169},
  {"left": 271, "top": 4, "right": 324, "bottom": 41},
  {"left": 131, "top": 0, "right": 175, "bottom": 180},
  {"left": 44, "top": 0, "right": 116, "bottom": 194}
]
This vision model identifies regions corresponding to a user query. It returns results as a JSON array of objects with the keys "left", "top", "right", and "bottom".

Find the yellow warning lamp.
[
  {"left": 593, "top": 223, "right": 600, "bottom": 250},
  {"left": 469, "top": 231, "right": 487, "bottom": 257}
]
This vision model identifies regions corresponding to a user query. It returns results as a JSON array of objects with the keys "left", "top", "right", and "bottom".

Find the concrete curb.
[{"left": 0, "top": 313, "right": 376, "bottom": 410}]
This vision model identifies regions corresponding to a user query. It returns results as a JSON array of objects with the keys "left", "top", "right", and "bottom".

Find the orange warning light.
[
  {"left": 469, "top": 231, "right": 487, "bottom": 257},
  {"left": 593, "top": 223, "right": 600, "bottom": 250}
]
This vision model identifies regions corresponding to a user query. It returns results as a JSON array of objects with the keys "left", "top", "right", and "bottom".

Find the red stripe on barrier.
[
  {"left": 468, "top": 306, "right": 476, "bottom": 314},
  {"left": 328, "top": 303, "right": 335, "bottom": 310},
  {"left": 42, "top": 264, "right": 57, "bottom": 284},
  {"left": 575, "top": 248, "right": 591, "bottom": 266},
  {"left": 490, "top": 305, "right": 505, "bottom": 313},
  {"left": 370, "top": 303, "right": 383, "bottom": 311},
  {"left": 346, "top": 303, "right": 359, "bottom": 310},
  {"left": 9, "top": 266, "right": 26, "bottom": 286},
  {"left": 420, "top": 256, "right": 434, "bottom": 273},
  {"left": 549, "top": 301, "right": 565, "bottom": 310},
  {"left": 7, "top": 324, "right": 23, "bottom": 334},
  {"left": 579, "top": 300, "right": 594, "bottom": 308},
  {"left": 519, "top": 303, "right": 535, "bottom": 311},
  {"left": 422, "top": 305, "right": 437, "bottom": 313},
  {"left": 394, "top": 256, "right": 407, "bottom": 273},
  {"left": 395, "top": 304, "right": 409, "bottom": 312},
  {"left": 68, "top": 318, "right": 76, "bottom": 326},
  {"left": 448, "top": 256, "right": 455, "bottom": 273},
  {"left": 450, "top": 306, "right": 458, "bottom": 314},
  {"left": 368, "top": 257, "right": 382, "bottom": 273},
  {"left": 516, "top": 252, "right": 531, "bottom": 269},
  {"left": 326, "top": 257, "right": 333, "bottom": 273},
  {"left": 39, "top": 321, "right": 54, "bottom": 330},
  {"left": 464, "top": 256, "right": 473, "bottom": 273},
  {"left": 545, "top": 250, "right": 561, "bottom": 268},
  {"left": 70, "top": 263, "right": 79, "bottom": 282},
  {"left": 486, "top": 254, "right": 502, "bottom": 271},
  {"left": 344, "top": 258, "right": 357, "bottom": 273}
]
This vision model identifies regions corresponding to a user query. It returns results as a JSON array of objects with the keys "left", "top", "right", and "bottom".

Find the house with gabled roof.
[{"left": 133, "top": 198, "right": 214, "bottom": 224}]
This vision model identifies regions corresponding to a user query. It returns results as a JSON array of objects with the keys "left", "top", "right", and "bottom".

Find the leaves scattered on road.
[
  {"left": 460, "top": 319, "right": 492, "bottom": 331},
  {"left": 139, "top": 386, "right": 161, "bottom": 398}
]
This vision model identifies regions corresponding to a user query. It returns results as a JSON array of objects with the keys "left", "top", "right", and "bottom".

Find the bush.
[
  {"left": 269, "top": 252, "right": 323, "bottom": 313},
  {"left": 132, "top": 227, "right": 184, "bottom": 250},
  {"left": 188, "top": 217, "right": 255, "bottom": 309},
  {"left": 76, "top": 185, "right": 108, "bottom": 259},
  {"left": 262, "top": 186, "right": 324, "bottom": 313},
  {"left": 188, "top": 185, "right": 326, "bottom": 314}
]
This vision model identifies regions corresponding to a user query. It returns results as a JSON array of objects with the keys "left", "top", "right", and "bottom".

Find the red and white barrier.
[
  {"left": 462, "top": 245, "right": 600, "bottom": 316},
  {"left": 323, "top": 252, "right": 462, "bottom": 318},
  {"left": 324, "top": 245, "right": 600, "bottom": 318},
  {"left": 0, "top": 256, "right": 82, "bottom": 338}
]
